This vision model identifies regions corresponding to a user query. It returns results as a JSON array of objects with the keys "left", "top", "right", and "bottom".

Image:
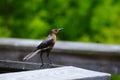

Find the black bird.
[{"left": 23, "top": 28, "right": 63, "bottom": 66}]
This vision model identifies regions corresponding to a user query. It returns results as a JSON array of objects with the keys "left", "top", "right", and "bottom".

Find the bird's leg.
[
  {"left": 40, "top": 51, "right": 44, "bottom": 68},
  {"left": 46, "top": 51, "right": 52, "bottom": 67}
]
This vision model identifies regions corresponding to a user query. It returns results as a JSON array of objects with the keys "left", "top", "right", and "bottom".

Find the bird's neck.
[
  {"left": 49, "top": 33, "right": 56, "bottom": 42},
  {"left": 49, "top": 33, "right": 56, "bottom": 37},
  {"left": 49, "top": 32, "right": 56, "bottom": 36}
]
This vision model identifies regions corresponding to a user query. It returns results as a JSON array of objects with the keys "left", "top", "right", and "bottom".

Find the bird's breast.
[{"left": 52, "top": 35, "right": 56, "bottom": 43}]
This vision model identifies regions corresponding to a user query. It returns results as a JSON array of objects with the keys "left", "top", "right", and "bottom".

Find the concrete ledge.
[
  {"left": 0, "top": 38, "right": 120, "bottom": 74},
  {"left": 0, "top": 60, "right": 60, "bottom": 72},
  {"left": 0, "top": 66, "right": 111, "bottom": 80},
  {"left": 0, "top": 38, "right": 120, "bottom": 56}
]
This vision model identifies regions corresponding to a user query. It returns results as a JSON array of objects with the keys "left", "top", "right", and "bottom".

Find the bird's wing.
[
  {"left": 23, "top": 35, "right": 54, "bottom": 61},
  {"left": 37, "top": 35, "right": 54, "bottom": 49}
]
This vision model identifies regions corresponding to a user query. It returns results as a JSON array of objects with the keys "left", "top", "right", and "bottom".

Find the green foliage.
[
  {"left": 0, "top": 0, "right": 120, "bottom": 44},
  {"left": 112, "top": 75, "right": 120, "bottom": 80}
]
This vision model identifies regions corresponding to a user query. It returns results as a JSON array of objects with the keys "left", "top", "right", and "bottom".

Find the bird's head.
[{"left": 50, "top": 28, "right": 64, "bottom": 34}]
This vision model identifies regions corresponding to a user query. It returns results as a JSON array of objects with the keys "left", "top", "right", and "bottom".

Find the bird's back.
[{"left": 37, "top": 34, "right": 56, "bottom": 49}]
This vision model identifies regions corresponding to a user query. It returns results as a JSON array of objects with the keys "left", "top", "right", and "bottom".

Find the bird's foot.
[
  {"left": 40, "top": 64, "right": 44, "bottom": 69},
  {"left": 40, "top": 63, "right": 54, "bottom": 68},
  {"left": 46, "top": 63, "right": 54, "bottom": 68}
]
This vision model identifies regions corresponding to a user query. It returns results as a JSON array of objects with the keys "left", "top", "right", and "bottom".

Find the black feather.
[{"left": 37, "top": 35, "right": 54, "bottom": 49}]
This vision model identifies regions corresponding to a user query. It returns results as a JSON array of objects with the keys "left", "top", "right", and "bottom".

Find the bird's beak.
[{"left": 57, "top": 28, "right": 64, "bottom": 32}]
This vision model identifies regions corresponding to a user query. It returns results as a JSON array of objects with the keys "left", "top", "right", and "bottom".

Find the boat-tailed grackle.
[{"left": 23, "top": 28, "right": 63, "bottom": 67}]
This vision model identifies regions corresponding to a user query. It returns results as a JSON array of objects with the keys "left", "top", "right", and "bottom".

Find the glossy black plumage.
[{"left": 37, "top": 35, "right": 54, "bottom": 49}]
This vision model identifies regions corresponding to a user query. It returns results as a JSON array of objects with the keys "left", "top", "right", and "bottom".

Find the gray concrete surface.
[
  {"left": 0, "top": 60, "right": 60, "bottom": 72},
  {"left": 0, "top": 38, "right": 120, "bottom": 74},
  {"left": 0, "top": 38, "right": 120, "bottom": 55},
  {"left": 0, "top": 66, "right": 111, "bottom": 80}
]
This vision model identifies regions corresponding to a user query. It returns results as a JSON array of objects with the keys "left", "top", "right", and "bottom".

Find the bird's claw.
[{"left": 40, "top": 64, "right": 44, "bottom": 69}]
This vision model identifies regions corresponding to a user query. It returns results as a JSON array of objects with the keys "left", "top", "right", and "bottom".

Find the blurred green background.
[
  {"left": 0, "top": 0, "right": 120, "bottom": 79},
  {"left": 0, "top": 0, "right": 120, "bottom": 44}
]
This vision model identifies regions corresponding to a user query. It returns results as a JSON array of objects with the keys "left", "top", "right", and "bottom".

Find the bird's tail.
[{"left": 23, "top": 49, "right": 41, "bottom": 61}]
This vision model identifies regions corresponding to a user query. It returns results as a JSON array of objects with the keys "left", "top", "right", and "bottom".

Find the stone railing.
[
  {"left": 0, "top": 66, "right": 111, "bottom": 80},
  {"left": 0, "top": 38, "right": 120, "bottom": 74}
]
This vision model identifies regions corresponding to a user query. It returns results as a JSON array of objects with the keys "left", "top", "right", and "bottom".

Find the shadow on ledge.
[{"left": 0, "top": 60, "right": 61, "bottom": 74}]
